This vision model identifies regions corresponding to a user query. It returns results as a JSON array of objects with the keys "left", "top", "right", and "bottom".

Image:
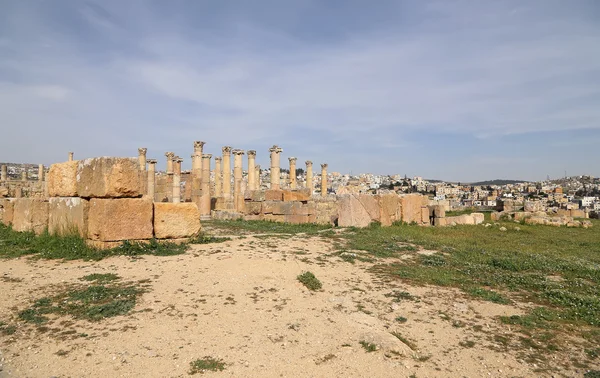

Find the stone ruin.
[
  {"left": 1, "top": 142, "right": 491, "bottom": 244},
  {"left": 490, "top": 199, "right": 592, "bottom": 228}
]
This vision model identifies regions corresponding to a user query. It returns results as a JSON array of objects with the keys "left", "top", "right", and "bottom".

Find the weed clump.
[
  {"left": 189, "top": 357, "right": 226, "bottom": 374},
  {"left": 297, "top": 271, "right": 322, "bottom": 291},
  {"left": 359, "top": 340, "right": 377, "bottom": 352}
]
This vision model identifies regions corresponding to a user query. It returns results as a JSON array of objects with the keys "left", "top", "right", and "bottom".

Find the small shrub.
[
  {"left": 359, "top": 341, "right": 377, "bottom": 352},
  {"left": 297, "top": 271, "right": 322, "bottom": 291},
  {"left": 189, "top": 357, "right": 226, "bottom": 374},
  {"left": 395, "top": 316, "right": 408, "bottom": 323}
]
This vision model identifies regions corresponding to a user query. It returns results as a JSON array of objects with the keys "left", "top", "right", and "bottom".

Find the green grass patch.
[
  {"left": 297, "top": 271, "right": 322, "bottom": 291},
  {"left": 359, "top": 340, "right": 378, "bottom": 352},
  {"left": 189, "top": 233, "right": 231, "bottom": 244},
  {"left": 333, "top": 219, "right": 600, "bottom": 335},
  {"left": 80, "top": 273, "right": 120, "bottom": 284},
  {"left": 189, "top": 357, "right": 226, "bottom": 374},
  {"left": 0, "top": 321, "right": 16, "bottom": 335},
  {"left": 0, "top": 224, "right": 188, "bottom": 260},
  {"left": 395, "top": 316, "right": 408, "bottom": 323},
  {"left": 18, "top": 275, "right": 143, "bottom": 324}
]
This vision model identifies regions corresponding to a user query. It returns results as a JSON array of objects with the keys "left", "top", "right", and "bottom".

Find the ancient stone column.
[
  {"left": 68, "top": 152, "right": 74, "bottom": 161},
  {"left": 21, "top": 171, "right": 27, "bottom": 181},
  {"left": 222, "top": 146, "right": 232, "bottom": 199},
  {"left": 305, "top": 161, "right": 313, "bottom": 193},
  {"left": 138, "top": 148, "right": 147, "bottom": 171},
  {"left": 214, "top": 157, "right": 222, "bottom": 197},
  {"left": 172, "top": 157, "right": 183, "bottom": 203},
  {"left": 192, "top": 141, "right": 205, "bottom": 206},
  {"left": 320, "top": 163, "right": 328, "bottom": 197},
  {"left": 38, "top": 164, "right": 44, "bottom": 183},
  {"left": 289, "top": 157, "right": 297, "bottom": 189},
  {"left": 147, "top": 159, "right": 157, "bottom": 200},
  {"left": 233, "top": 149, "right": 245, "bottom": 212},
  {"left": 247, "top": 150, "right": 256, "bottom": 191},
  {"left": 1, "top": 165, "right": 6, "bottom": 182},
  {"left": 269, "top": 145, "right": 283, "bottom": 190},
  {"left": 200, "top": 154, "right": 212, "bottom": 220},
  {"left": 255, "top": 165, "right": 261, "bottom": 189},
  {"left": 165, "top": 152, "right": 175, "bottom": 174},
  {"left": 15, "top": 187, "right": 22, "bottom": 198}
]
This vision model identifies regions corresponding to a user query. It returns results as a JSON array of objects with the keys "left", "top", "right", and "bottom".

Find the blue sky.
[{"left": 1, "top": 0, "right": 599, "bottom": 182}]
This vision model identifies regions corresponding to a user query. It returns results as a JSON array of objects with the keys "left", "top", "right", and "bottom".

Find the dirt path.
[{"left": 0, "top": 232, "right": 592, "bottom": 377}]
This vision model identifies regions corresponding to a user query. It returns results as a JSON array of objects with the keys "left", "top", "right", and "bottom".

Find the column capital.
[
  {"left": 202, "top": 154, "right": 213, "bottom": 159},
  {"left": 174, "top": 156, "right": 183, "bottom": 163},
  {"left": 147, "top": 159, "right": 157, "bottom": 165},
  {"left": 138, "top": 148, "right": 147, "bottom": 156},
  {"left": 321, "top": 163, "right": 328, "bottom": 169},
  {"left": 247, "top": 150, "right": 256, "bottom": 157},
  {"left": 288, "top": 157, "right": 297, "bottom": 163},
  {"left": 222, "top": 146, "right": 232, "bottom": 154},
  {"left": 165, "top": 152, "right": 175, "bottom": 159},
  {"left": 232, "top": 149, "right": 245, "bottom": 155},
  {"left": 194, "top": 141, "right": 206, "bottom": 149},
  {"left": 255, "top": 164, "right": 261, "bottom": 170},
  {"left": 305, "top": 160, "right": 313, "bottom": 166},
  {"left": 215, "top": 156, "right": 222, "bottom": 162},
  {"left": 269, "top": 145, "right": 283, "bottom": 153}
]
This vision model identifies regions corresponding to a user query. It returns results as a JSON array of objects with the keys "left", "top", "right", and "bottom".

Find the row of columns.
[
  {"left": 137, "top": 142, "right": 330, "bottom": 220},
  {"left": 0, "top": 164, "right": 45, "bottom": 183}
]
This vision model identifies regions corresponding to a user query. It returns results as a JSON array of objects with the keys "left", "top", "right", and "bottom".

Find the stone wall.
[{"left": 2, "top": 157, "right": 201, "bottom": 247}]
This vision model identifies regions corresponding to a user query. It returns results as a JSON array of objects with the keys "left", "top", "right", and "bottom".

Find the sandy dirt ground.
[{"left": 0, "top": 228, "right": 596, "bottom": 377}]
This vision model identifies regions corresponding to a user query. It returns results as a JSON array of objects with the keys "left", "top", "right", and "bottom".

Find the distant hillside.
[{"left": 469, "top": 179, "right": 527, "bottom": 186}]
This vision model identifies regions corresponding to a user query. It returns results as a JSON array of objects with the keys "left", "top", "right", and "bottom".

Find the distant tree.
[{"left": 295, "top": 168, "right": 304, "bottom": 176}]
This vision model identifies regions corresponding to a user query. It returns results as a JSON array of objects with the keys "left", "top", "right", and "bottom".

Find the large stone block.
[
  {"left": 571, "top": 209, "right": 585, "bottom": 218},
  {"left": 48, "top": 197, "right": 89, "bottom": 236},
  {"left": 472, "top": 213, "right": 485, "bottom": 225},
  {"left": 154, "top": 202, "right": 201, "bottom": 239},
  {"left": 77, "top": 157, "right": 143, "bottom": 198},
  {"left": 244, "top": 190, "right": 266, "bottom": 202},
  {"left": 284, "top": 214, "right": 309, "bottom": 224},
  {"left": 0, "top": 186, "right": 8, "bottom": 198},
  {"left": 378, "top": 194, "right": 401, "bottom": 226},
  {"left": 400, "top": 194, "right": 425, "bottom": 224},
  {"left": 88, "top": 198, "right": 153, "bottom": 241},
  {"left": 358, "top": 194, "right": 381, "bottom": 222},
  {"left": 47, "top": 161, "right": 79, "bottom": 197},
  {"left": 262, "top": 201, "right": 293, "bottom": 215},
  {"left": 338, "top": 195, "right": 372, "bottom": 228},
  {"left": 282, "top": 189, "right": 310, "bottom": 202},
  {"left": 263, "top": 214, "right": 285, "bottom": 223},
  {"left": 245, "top": 201, "right": 262, "bottom": 215},
  {"left": 12, "top": 198, "right": 49, "bottom": 234},
  {"left": 0, "top": 198, "right": 15, "bottom": 226},
  {"left": 265, "top": 189, "right": 284, "bottom": 201},
  {"left": 421, "top": 207, "right": 430, "bottom": 225}
]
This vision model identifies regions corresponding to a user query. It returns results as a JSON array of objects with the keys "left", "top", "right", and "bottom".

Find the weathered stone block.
[
  {"left": 0, "top": 186, "right": 8, "bottom": 197},
  {"left": 421, "top": 207, "right": 430, "bottom": 225},
  {"left": 88, "top": 198, "right": 153, "bottom": 241},
  {"left": 243, "top": 214, "right": 262, "bottom": 221},
  {"left": 338, "top": 195, "right": 372, "bottom": 228},
  {"left": 77, "top": 157, "right": 143, "bottom": 198},
  {"left": 472, "top": 213, "right": 485, "bottom": 225},
  {"left": 400, "top": 194, "right": 425, "bottom": 224},
  {"left": 265, "top": 189, "right": 284, "bottom": 201},
  {"left": 154, "top": 202, "right": 201, "bottom": 239},
  {"left": 284, "top": 214, "right": 309, "bottom": 224},
  {"left": 358, "top": 194, "right": 381, "bottom": 222},
  {"left": 513, "top": 212, "right": 532, "bottom": 221},
  {"left": 262, "top": 201, "right": 293, "bottom": 215},
  {"left": 571, "top": 209, "right": 585, "bottom": 218},
  {"left": 0, "top": 198, "right": 15, "bottom": 226},
  {"left": 48, "top": 197, "right": 89, "bottom": 237},
  {"left": 245, "top": 201, "right": 262, "bottom": 215},
  {"left": 244, "top": 190, "right": 266, "bottom": 202},
  {"left": 263, "top": 214, "right": 285, "bottom": 223},
  {"left": 47, "top": 161, "right": 79, "bottom": 197},
  {"left": 378, "top": 194, "right": 401, "bottom": 226},
  {"left": 12, "top": 198, "right": 49, "bottom": 234},
  {"left": 282, "top": 190, "right": 310, "bottom": 202}
]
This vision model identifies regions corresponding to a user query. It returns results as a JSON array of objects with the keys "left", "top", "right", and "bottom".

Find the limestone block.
[
  {"left": 434, "top": 217, "right": 447, "bottom": 227},
  {"left": 48, "top": 197, "right": 89, "bottom": 237},
  {"left": 262, "top": 201, "right": 293, "bottom": 215},
  {"left": 282, "top": 189, "right": 310, "bottom": 202},
  {"left": 263, "top": 214, "right": 285, "bottom": 223},
  {"left": 243, "top": 215, "right": 262, "bottom": 221},
  {"left": 338, "top": 195, "right": 372, "bottom": 228},
  {"left": 430, "top": 205, "right": 445, "bottom": 219},
  {"left": 88, "top": 198, "right": 153, "bottom": 241},
  {"left": 0, "top": 198, "right": 15, "bottom": 226},
  {"left": 513, "top": 212, "right": 532, "bottom": 221},
  {"left": 265, "top": 189, "right": 284, "bottom": 201},
  {"left": 421, "top": 207, "right": 430, "bottom": 225},
  {"left": 244, "top": 190, "right": 266, "bottom": 202},
  {"left": 47, "top": 161, "right": 79, "bottom": 197},
  {"left": 245, "top": 201, "right": 262, "bottom": 215},
  {"left": 12, "top": 198, "right": 49, "bottom": 234},
  {"left": 571, "top": 209, "right": 585, "bottom": 218},
  {"left": 0, "top": 186, "right": 8, "bottom": 197},
  {"left": 284, "top": 214, "right": 309, "bottom": 224},
  {"left": 358, "top": 194, "right": 381, "bottom": 222},
  {"left": 378, "top": 194, "right": 401, "bottom": 226},
  {"left": 77, "top": 157, "right": 142, "bottom": 198},
  {"left": 215, "top": 197, "right": 235, "bottom": 211},
  {"left": 289, "top": 202, "right": 314, "bottom": 216},
  {"left": 400, "top": 194, "right": 425, "bottom": 224},
  {"left": 154, "top": 202, "right": 201, "bottom": 239},
  {"left": 472, "top": 213, "right": 485, "bottom": 225}
]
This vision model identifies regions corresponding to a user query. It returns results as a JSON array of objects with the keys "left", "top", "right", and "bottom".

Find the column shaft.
[
  {"left": 305, "top": 161, "right": 313, "bottom": 193},
  {"left": 214, "top": 157, "right": 222, "bottom": 197},
  {"left": 269, "top": 145, "right": 283, "bottom": 190},
  {"left": 1, "top": 165, "right": 6, "bottom": 182},
  {"left": 233, "top": 150, "right": 245, "bottom": 212},
  {"left": 200, "top": 154, "right": 212, "bottom": 219},
  {"left": 147, "top": 160, "right": 157, "bottom": 201},
  {"left": 172, "top": 157, "right": 182, "bottom": 203},
  {"left": 222, "top": 147, "right": 232, "bottom": 199},
  {"left": 289, "top": 157, "right": 297, "bottom": 189},
  {"left": 138, "top": 148, "right": 147, "bottom": 171},
  {"left": 321, "top": 164, "right": 328, "bottom": 198},
  {"left": 247, "top": 150, "right": 256, "bottom": 191}
]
